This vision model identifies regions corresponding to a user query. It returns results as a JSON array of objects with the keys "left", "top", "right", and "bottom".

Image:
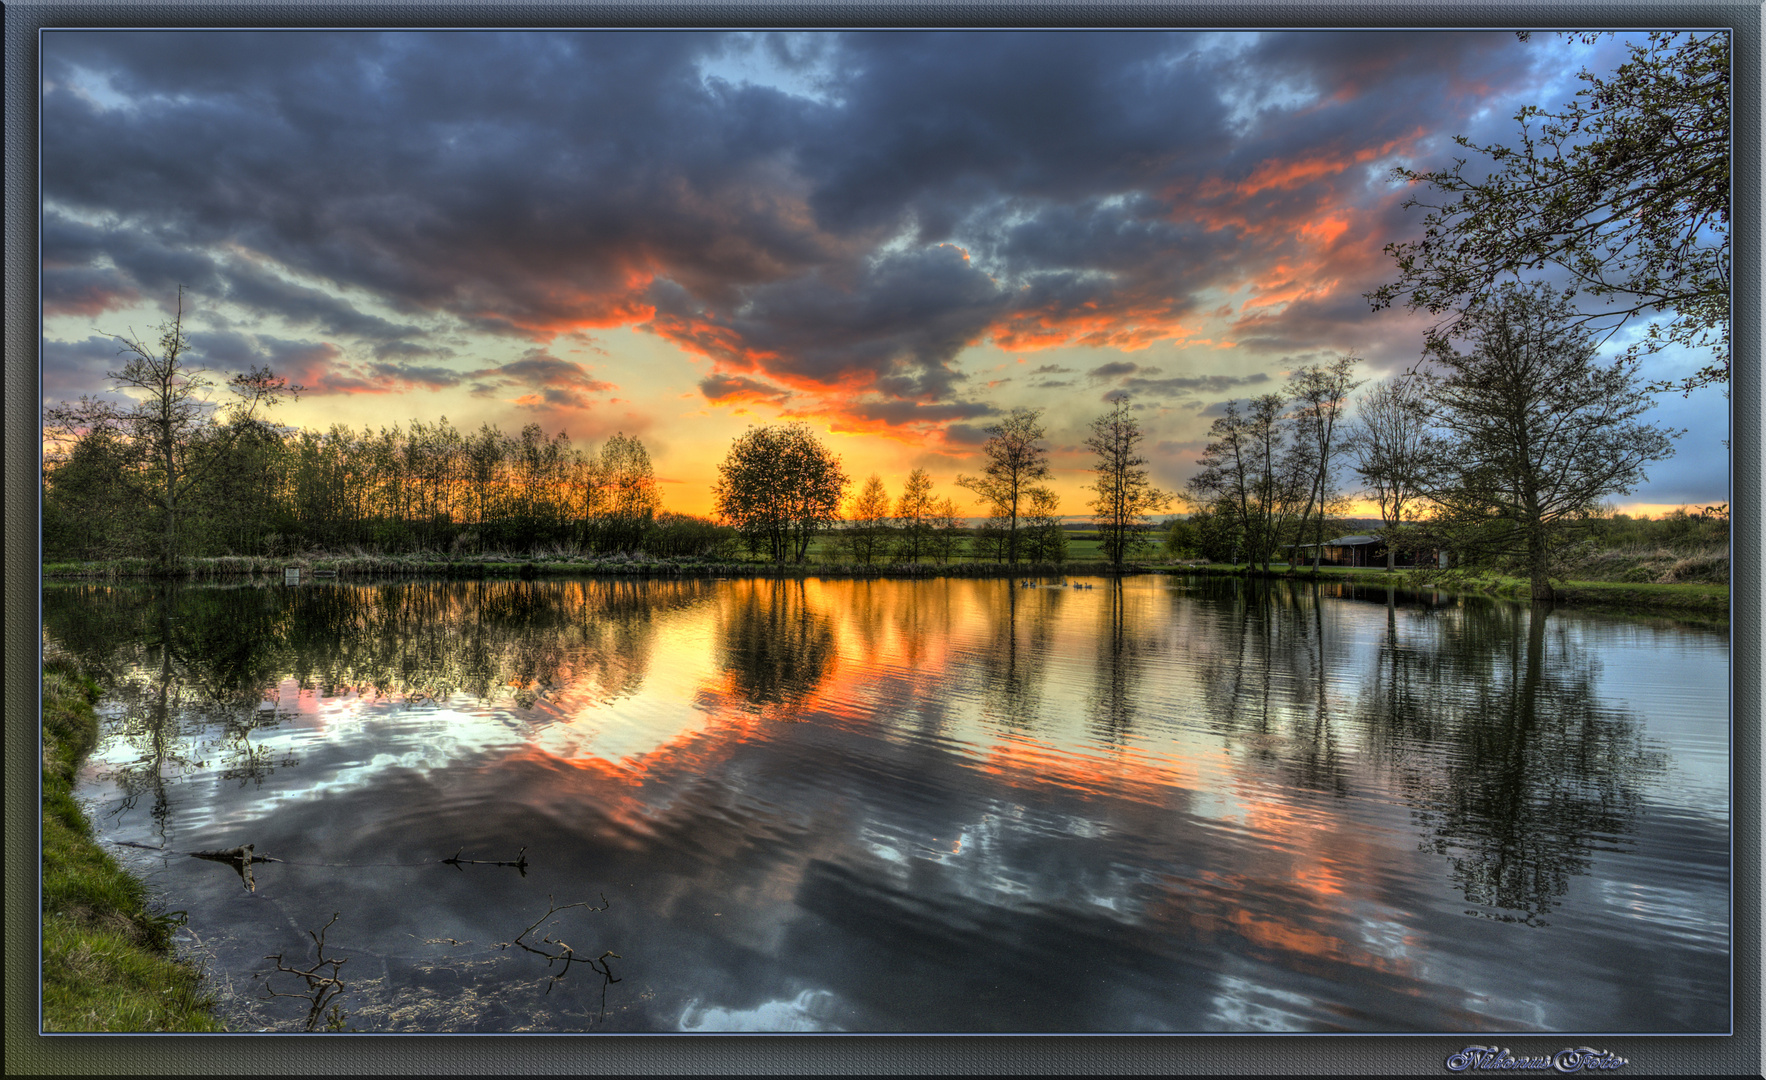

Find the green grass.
[{"left": 40, "top": 658, "right": 226, "bottom": 1032}]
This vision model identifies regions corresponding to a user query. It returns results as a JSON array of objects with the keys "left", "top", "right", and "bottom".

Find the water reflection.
[
  {"left": 1352, "top": 600, "right": 1668, "bottom": 924},
  {"left": 716, "top": 579, "right": 836, "bottom": 713},
  {"left": 45, "top": 576, "right": 1727, "bottom": 1032}
]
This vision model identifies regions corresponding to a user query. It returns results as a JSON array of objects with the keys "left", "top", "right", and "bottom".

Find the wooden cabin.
[{"left": 1289, "top": 534, "right": 1443, "bottom": 569}]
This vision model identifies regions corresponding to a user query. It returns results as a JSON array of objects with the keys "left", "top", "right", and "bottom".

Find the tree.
[
  {"left": 927, "top": 496, "right": 966, "bottom": 564},
  {"left": 842, "top": 474, "right": 893, "bottom": 565},
  {"left": 1347, "top": 376, "right": 1439, "bottom": 570},
  {"left": 712, "top": 422, "right": 849, "bottom": 563},
  {"left": 1020, "top": 486, "right": 1067, "bottom": 563},
  {"left": 599, "top": 432, "right": 659, "bottom": 551},
  {"left": 1285, "top": 358, "right": 1362, "bottom": 570},
  {"left": 43, "top": 288, "right": 298, "bottom": 571},
  {"left": 1187, "top": 394, "right": 1306, "bottom": 572},
  {"left": 1084, "top": 399, "right": 1173, "bottom": 568},
  {"left": 1369, "top": 31, "right": 1729, "bottom": 394},
  {"left": 42, "top": 426, "right": 153, "bottom": 559},
  {"left": 891, "top": 468, "right": 936, "bottom": 563},
  {"left": 957, "top": 408, "right": 1052, "bottom": 565},
  {"left": 1418, "top": 284, "right": 1679, "bottom": 599}
]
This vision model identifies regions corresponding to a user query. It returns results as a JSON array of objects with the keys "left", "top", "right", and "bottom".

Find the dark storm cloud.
[
  {"left": 41, "top": 29, "right": 1571, "bottom": 427},
  {"left": 649, "top": 243, "right": 1006, "bottom": 402},
  {"left": 41, "top": 335, "right": 128, "bottom": 400},
  {"left": 1122, "top": 371, "right": 1272, "bottom": 397}
]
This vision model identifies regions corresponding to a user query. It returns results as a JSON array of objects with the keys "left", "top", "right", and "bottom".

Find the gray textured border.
[{"left": 6, "top": 4, "right": 1758, "bottom": 1076}]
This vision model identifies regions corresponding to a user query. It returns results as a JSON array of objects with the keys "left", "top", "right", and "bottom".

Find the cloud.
[
  {"left": 40, "top": 29, "right": 1682, "bottom": 444},
  {"left": 466, "top": 350, "right": 618, "bottom": 411},
  {"left": 1121, "top": 371, "right": 1272, "bottom": 397},
  {"left": 699, "top": 373, "right": 791, "bottom": 406}
]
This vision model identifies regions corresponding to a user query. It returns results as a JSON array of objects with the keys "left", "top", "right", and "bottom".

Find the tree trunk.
[{"left": 1528, "top": 530, "right": 1554, "bottom": 601}]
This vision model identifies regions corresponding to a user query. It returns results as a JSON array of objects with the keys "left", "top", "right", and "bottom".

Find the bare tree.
[
  {"left": 957, "top": 408, "right": 1052, "bottom": 565},
  {"left": 43, "top": 288, "right": 299, "bottom": 572},
  {"left": 1084, "top": 399, "right": 1172, "bottom": 568},
  {"left": 842, "top": 474, "right": 893, "bottom": 565},
  {"left": 1348, "top": 376, "right": 1438, "bottom": 570},
  {"left": 1285, "top": 357, "right": 1363, "bottom": 570},
  {"left": 892, "top": 468, "right": 935, "bottom": 563},
  {"left": 1187, "top": 393, "right": 1305, "bottom": 572}
]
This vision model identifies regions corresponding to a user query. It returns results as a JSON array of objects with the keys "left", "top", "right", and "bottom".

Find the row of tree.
[
  {"left": 42, "top": 405, "right": 722, "bottom": 562},
  {"left": 1184, "top": 284, "right": 1681, "bottom": 600},
  {"left": 41, "top": 302, "right": 716, "bottom": 563},
  {"left": 709, "top": 400, "right": 1173, "bottom": 567}
]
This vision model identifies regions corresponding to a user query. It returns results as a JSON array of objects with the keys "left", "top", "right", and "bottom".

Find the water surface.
[{"left": 47, "top": 575, "right": 1730, "bottom": 1032}]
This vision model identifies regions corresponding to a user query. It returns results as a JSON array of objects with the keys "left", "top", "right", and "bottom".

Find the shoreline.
[
  {"left": 41, "top": 555, "right": 1145, "bottom": 582},
  {"left": 40, "top": 554, "right": 1728, "bottom": 618},
  {"left": 40, "top": 657, "right": 226, "bottom": 1032}
]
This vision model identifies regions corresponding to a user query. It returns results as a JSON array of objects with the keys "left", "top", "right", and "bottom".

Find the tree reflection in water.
[
  {"left": 1183, "top": 578, "right": 1665, "bottom": 925},
  {"left": 1354, "top": 598, "right": 1667, "bottom": 925},
  {"left": 973, "top": 583, "right": 1057, "bottom": 733},
  {"left": 715, "top": 578, "right": 836, "bottom": 713},
  {"left": 43, "top": 578, "right": 687, "bottom": 828}
]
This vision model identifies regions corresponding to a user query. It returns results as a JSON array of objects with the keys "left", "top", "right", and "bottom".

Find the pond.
[{"left": 45, "top": 574, "right": 1730, "bottom": 1033}]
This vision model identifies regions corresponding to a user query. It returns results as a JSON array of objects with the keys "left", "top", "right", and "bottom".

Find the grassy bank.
[
  {"left": 40, "top": 657, "right": 225, "bottom": 1032},
  {"left": 1154, "top": 561, "right": 1729, "bottom": 618}
]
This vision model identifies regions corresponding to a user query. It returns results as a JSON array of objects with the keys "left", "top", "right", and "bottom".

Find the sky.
[{"left": 39, "top": 29, "right": 1731, "bottom": 520}]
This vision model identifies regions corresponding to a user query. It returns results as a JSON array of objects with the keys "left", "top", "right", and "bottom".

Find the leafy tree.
[
  {"left": 957, "top": 408, "right": 1052, "bottom": 565},
  {"left": 1347, "top": 376, "right": 1440, "bottom": 570},
  {"left": 183, "top": 416, "right": 295, "bottom": 556},
  {"left": 712, "top": 422, "right": 849, "bottom": 563},
  {"left": 842, "top": 474, "right": 893, "bottom": 565},
  {"left": 1161, "top": 516, "right": 1200, "bottom": 560},
  {"left": 43, "top": 289, "right": 298, "bottom": 571},
  {"left": 1369, "top": 31, "right": 1730, "bottom": 393},
  {"left": 42, "top": 427, "right": 153, "bottom": 559},
  {"left": 1417, "top": 284, "right": 1679, "bottom": 599},
  {"left": 1084, "top": 399, "right": 1173, "bottom": 568}
]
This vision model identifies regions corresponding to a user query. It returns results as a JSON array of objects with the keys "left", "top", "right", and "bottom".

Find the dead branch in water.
[
  {"left": 498, "top": 894, "right": 620, "bottom": 996},
  {"left": 191, "top": 843, "right": 280, "bottom": 891},
  {"left": 441, "top": 846, "right": 529, "bottom": 875},
  {"left": 257, "top": 912, "right": 348, "bottom": 1031}
]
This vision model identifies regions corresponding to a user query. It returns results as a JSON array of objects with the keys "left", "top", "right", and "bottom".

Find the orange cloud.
[
  {"left": 989, "top": 301, "right": 1195, "bottom": 355},
  {"left": 1200, "top": 130, "right": 1423, "bottom": 202}
]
